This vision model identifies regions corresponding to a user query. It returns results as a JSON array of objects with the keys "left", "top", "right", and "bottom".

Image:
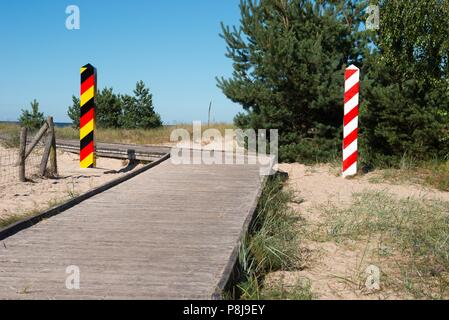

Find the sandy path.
[
  {"left": 0, "top": 146, "right": 143, "bottom": 220},
  {"left": 271, "top": 163, "right": 449, "bottom": 300}
]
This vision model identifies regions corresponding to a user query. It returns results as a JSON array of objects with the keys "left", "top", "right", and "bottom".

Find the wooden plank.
[
  {"left": 24, "top": 122, "right": 48, "bottom": 160},
  {"left": 39, "top": 134, "right": 52, "bottom": 177},
  {"left": 39, "top": 117, "right": 57, "bottom": 177},
  {"left": 0, "top": 155, "right": 266, "bottom": 299},
  {"left": 56, "top": 139, "right": 169, "bottom": 162},
  {"left": 56, "top": 139, "right": 170, "bottom": 155}
]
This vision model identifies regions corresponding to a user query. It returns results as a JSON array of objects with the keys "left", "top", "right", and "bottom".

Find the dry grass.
[
  {"left": 0, "top": 195, "right": 77, "bottom": 230},
  {"left": 260, "top": 275, "right": 314, "bottom": 300},
  {"left": 55, "top": 123, "right": 235, "bottom": 145},
  {"left": 0, "top": 123, "right": 21, "bottom": 148},
  {"left": 0, "top": 123, "right": 20, "bottom": 136},
  {"left": 1, "top": 122, "right": 235, "bottom": 146},
  {"left": 229, "top": 177, "right": 305, "bottom": 300},
  {"left": 316, "top": 191, "right": 449, "bottom": 299},
  {"left": 368, "top": 159, "right": 449, "bottom": 192},
  {"left": 0, "top": 213, "right": 29, "bottom": 229}
]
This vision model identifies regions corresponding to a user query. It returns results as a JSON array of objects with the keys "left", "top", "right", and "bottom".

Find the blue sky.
[{"left": 0, "top": 0, "right": 242, "bottom": 124}]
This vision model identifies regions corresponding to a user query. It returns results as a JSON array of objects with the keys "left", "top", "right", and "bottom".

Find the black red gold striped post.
[{"left": 80, "top": 63, "right": 96, "bottom": 168}]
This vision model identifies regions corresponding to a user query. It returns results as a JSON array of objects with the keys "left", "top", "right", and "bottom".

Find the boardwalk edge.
[{"left": 211, "top": 175, "right": 269, "bottom": 300}]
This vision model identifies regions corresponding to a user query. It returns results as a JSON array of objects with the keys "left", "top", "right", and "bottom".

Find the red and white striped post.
[{"left": 343, "top": 65, "right": 359, "bottom": 177}]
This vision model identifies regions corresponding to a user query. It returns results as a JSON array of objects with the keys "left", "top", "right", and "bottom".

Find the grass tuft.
[
  {"left": 0, "top": 198, "right": 75, "bottom": 230},
  {"left": 368, "top": 159, "right": 449, "bottom": 192},
  {"left": 0, "top": 214, "right": 30, "bottom": 229},
  {"left": 261, "top": 277, "right": 314, "bottom": 300},
  {"left": 229, "top": 176, "right": 305, "bottom": 300},
  {"left": 318, "top": 191, "right": 449, "bottom": 299}
]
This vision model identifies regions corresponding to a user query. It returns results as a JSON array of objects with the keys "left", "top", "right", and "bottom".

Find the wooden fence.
[{"left": 18, "top": 116, "right": 58, "bottom": 182}]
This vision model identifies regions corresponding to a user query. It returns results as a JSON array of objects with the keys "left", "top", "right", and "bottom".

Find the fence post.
[
  {"left": 24, "top": 121, "right": 49, "bottom": 160},
  {"left": 19, "top": 127, "right": 27, "bottom": 182},
  {"left": 48, "top": 116, "right": 58, "bottom": 175},
  {"left": 40, "top": 116, "right": 58, "bottom": 177},
  {"left": 343, "top": 64, "right": 359, "bottom": 177},
  {"left": 80, "top": 63, "right": 96, "bottom": 168}
]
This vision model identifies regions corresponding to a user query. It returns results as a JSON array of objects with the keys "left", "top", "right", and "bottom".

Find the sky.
[{"left": 0, "top": 0, "right": 243, "bottom": 124}]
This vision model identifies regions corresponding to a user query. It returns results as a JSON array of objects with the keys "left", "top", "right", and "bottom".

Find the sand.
[
  {"left": 0, "top": 146, "right": 143, "bottom": 220},
  {"left": 270, "top": 163, "right": 449, "bottom": 300}
]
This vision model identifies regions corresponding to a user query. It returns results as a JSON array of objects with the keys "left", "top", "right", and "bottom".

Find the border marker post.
[
  {"left": 80, "top": 63, "right": 96, "bottom": 168},
  {"left": 343, "top": 64, "right": 359, "bottom": 177}
]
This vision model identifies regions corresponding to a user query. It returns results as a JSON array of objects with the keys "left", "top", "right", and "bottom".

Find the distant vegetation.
[
  {"left": 54, "top": 123, "right": 234, "bottom": 145},
  {"left": 19, "top": 99, "right": 45, "bottom": 130},
  {"left": 1, "top": 121, "right": 234, "bottom": 147},
  {"left": 67, "top": 80, "right": 162, "bottom": 130},
  {"left": 16, "top": 80, "right": 162, "bottom": 132},
  {"left": 219, "top": 0, "right": 449, "bottom": 166}
]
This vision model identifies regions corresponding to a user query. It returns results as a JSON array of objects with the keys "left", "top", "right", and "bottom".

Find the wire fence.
[{"left": 0, "top": 138, "right": 45, "bottom": 186}]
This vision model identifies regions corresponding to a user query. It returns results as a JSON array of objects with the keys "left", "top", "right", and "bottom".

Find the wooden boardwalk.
[
  {"left": 0, "top": 156, "right": 264, "bottom": 299},
  {"left": 56, "top": 139, "right": 170, "bottom": 162}
]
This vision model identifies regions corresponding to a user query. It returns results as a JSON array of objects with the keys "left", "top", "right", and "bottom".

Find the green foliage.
[
  {"left": 362, "top": 0, "right": 449, "bottom": 165},
  {"left": 67, "top": 81, "right": 162, "bottom": 129},
  {"left": 230, "top": 176, "right": 302, "bottom": 300},
  {"left": 218, "top": 0, "right": 368, "bottom": 162},
  {"left": 135, "top": 81, "right": 162, "bottom": 129},
  {"left": 119, "top": 94, "right": 137, "bottom": 129},
  {"left": 247, "top": 177, "right": 300, "bottom": 274},
  {"left": 96, "top": 88, "right": 123, "bottom": 128},
  {"left": 121, "top": 81, "right": 162, "bottom": 129},
  {"left": 67, "top": 96, "right": 80, "bottom": 128},
  {"left": 19, "top": 99, "right": 45, "bottom": 130},
  {"left": 279, "top": 136, "right": 341, "bottom": 164},
  {"left": 221, "top": 0, "right": 449, "bottom": 165}
]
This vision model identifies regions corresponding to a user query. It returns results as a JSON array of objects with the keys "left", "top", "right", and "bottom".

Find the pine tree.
[
  {"left": 120, "top": 94, "right": 139, "bottom": 129},
  {"left": 67, "top": 96, "right": 80, "bottom": 128},
  {"left": 134, "top": 81, "right": 162, "bottom": 129},
  {"left": 68, "top": 89, "right": 122, "bottom": 129},
  {"left": 19, "top": 99, "right": 45, "bottom": 130},
  {"left": 121, "top": 81, "right": 162, "bottom": 129},
  {"left": 218, "top": 0, "right": 368, "bottom": 162},
  {"left": 96, "top": 88, "right": 122, "bottom": 128},
  {"left": 67, "top": 82, "right": 162, "bottom": 130},
  {"left": 362, "top": 0, "right": 449, "bottom": 164}
]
